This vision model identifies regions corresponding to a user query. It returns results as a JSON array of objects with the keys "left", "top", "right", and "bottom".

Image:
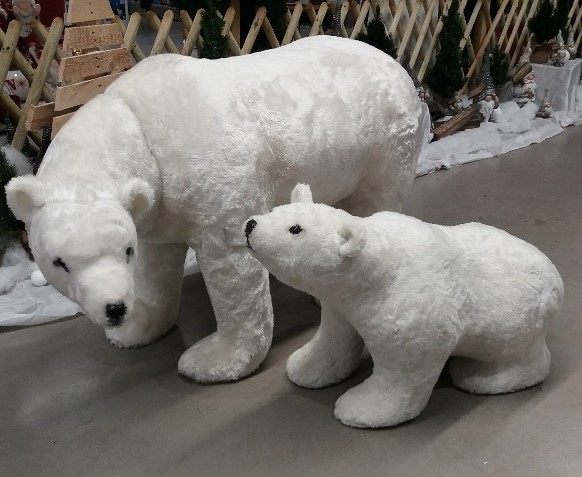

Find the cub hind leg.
[{"left": 449, "top": 337, "right": 551, "bottom": 395}]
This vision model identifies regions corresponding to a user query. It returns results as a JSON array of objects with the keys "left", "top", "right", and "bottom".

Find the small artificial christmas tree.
[
  {"left": 356, "top": 5, "right": 396, "bottom": 58},
  {"left": 425, "top": 0, "right": 465, "bottom": 102},
  {"left": 490, "top": 45, "right": 510, "bottom": 88},
  {"left": 555, "top": 0, "right": 573, "bottom": 37},
  {"left": 199, "top": 0, "right": 228, "bottom": 59},
  {"left": 0, "top": 149, "right": 24, "bottom": 236},
  {"left": 528, "top": 0, "right": 562, "bottom": 44}
]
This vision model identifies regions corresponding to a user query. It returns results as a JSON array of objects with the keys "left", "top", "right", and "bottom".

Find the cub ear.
[
  {"left": 5, "top": 175, "right": 46, "bottom": 224},
  {"left": 290, "top": 183, "right": 313, "bottom": 204},
  {"left": 338, "top": 222, "right": 366, "bottom": 258},
  {"left": 119, "top": 178, "right": 155, "bottom": 221}
]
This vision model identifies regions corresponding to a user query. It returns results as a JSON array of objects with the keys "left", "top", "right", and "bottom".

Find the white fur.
[
  {"left": 245, "top": 184, "right": 564, "bottom": 428},
  {"left": 5, "top": 36, "right": 423, "bottom": 382}
]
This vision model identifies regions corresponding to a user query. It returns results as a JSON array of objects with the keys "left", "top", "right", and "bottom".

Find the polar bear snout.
[{"left": 105, "top": 302, "right": 127, "bottom": 327}]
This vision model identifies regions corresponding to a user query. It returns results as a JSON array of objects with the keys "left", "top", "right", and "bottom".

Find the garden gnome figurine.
[
  {"left": 536, "top": 89, "right": 552, "bottom": 119},
  {"left": 550, "top": 31, "right": 570, "bottom": 66},
  {"left": 477, "top": 51, "right": 499, "bottom": 112},
  {"left": 513, "top": 72, "right": 537, "bottom": 107},
  {"left": 451, "top": 92, "right": 464, "bottom": 113},
  {"left": 12, "top": 0, "right": 41, "bottom": 38}
]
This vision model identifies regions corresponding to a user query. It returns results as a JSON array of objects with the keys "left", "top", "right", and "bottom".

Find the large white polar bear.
[
  {"left": 6, "top": 36, "right": 424, "bottom": 383},
  {"left": 244, "top": 184, "right": 564, "bottom": 428}
]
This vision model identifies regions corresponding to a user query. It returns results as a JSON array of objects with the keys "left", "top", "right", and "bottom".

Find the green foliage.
[
  {"left": 199, "top": 0, "right": 228, "bottom": 59},
  {"left": 527, "top": 0, "right": 571, "bottom": 44},
  {"left": 0, "top": 149, "right": 23, "bottom": 235},
  {"left": 425, "top": 0, "right": 465, "bottom": 101},
  {"left": 490, "top": 46, "right": 510, "bottom": 87},
  {"left": 356, "top": 6, "right": 396, "bottom": 58}
]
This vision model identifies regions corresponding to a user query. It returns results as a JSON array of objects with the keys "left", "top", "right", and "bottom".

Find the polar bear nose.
[
  {"left": 105, "top": 302, "right": 126, "bottom": 327},
  {"left": 245, "top": 219, "right": 257, "bottom": 238}
]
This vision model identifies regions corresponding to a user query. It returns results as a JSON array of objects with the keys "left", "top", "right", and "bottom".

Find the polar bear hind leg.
[
  {"left": 287, "top": 301, "right": 364, "bottom": 388},
  {"left": 178, "top": 231, "right": 273, "bottom": 383},
  {"left": 106, "top": 241, "right": 188, "bottom": 348},
  {"left": 449, "top": 336, "right": 551, "bottom": 395}
]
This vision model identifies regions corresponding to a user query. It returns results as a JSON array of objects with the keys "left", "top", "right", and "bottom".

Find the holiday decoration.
[
  {"left": 0, "top": 0, "right": 42, "bottom": 67},
  {"left": 513, "top": 71, "right": 537, "bottom": 107},
  {"left": 528, "top": 0, "right": 562, "bottom": 45},
  {"left": 550, "top": 30, "right": 570, "bottom": 66},
  {"left": 425, "top": 0, "right": 465, "bottom": 102},
  {"left": 7, "top": 36, "right": 424, "bottom": 383},
  {"left": 565, "top": 30, "right": 577, "bottom": 57},
  {"left": 244, "top": 184, "right": 564, "bottom": 428},
  {"left": 536, "top": 88, "right": 553, "bottom": 118},
  {"left": 355, "top": 5, "right": 396, "bottom": 58},
  {"left": 198, "top": 1, "right": 228, "bottom": 59}
]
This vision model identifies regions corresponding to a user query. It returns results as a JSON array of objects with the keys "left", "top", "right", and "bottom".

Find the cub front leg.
[
  {"left": 178, "top": 232, "right": 273, "bottom": 383},
  {"left": 287, "top": 301, "right": 364, "bottom": 388},
  {"left": 106, "top": 241, "right": 188, "bottom": 348}
]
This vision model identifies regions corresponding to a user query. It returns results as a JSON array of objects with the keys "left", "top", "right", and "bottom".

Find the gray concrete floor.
[{"left": 1, "top": 126, "right": 582, "bottom": 476}]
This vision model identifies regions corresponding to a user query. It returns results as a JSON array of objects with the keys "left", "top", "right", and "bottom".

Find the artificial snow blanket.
[
  {"left": 244, "top": 184, "right": 564, "bottom": 428},
  {"left": 5, "top": 36, "right": 424, "bottom": 382}
]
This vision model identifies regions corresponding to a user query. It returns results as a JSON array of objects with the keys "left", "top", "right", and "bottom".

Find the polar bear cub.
[{"left": 244, "top": 184, "right": 564, "bottom": 428}]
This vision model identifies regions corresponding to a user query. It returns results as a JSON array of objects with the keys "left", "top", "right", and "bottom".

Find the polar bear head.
[
  {"left": 244, "top": 184, "right": 366, "bottom": 292},
  {"left": 5, "top": 175, "right": 154, "bottom": 329}
]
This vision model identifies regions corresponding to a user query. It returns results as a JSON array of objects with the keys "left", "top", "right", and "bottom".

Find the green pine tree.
[
  {"left": 490, "top": 45, "right": 510, "bottom": 87},
  {"left": 528, "top": 0, "right": 561, "bottom": 44},
  {"left": 0, "top": 149, "right": 24, "bottom": 236},
  {"left": 356, "top": 6, "right": 396, "bottom": 58},
  {"left": 555, "top": 0, "right": 573, "bottom": 38},
  {"left": 425, "top": 0, "right": 465, "bottom": 101},
  {"left": 199, "top": 0, "right": 229, "bottom": 59}
]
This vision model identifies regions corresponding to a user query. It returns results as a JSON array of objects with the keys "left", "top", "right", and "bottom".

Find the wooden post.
[{"left": 230, "top": 0, "right": 241, "bottom": 46}]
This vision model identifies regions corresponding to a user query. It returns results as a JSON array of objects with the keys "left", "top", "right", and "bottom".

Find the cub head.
[
  {"left": 244, "top": 183, "right": 366, "bottom": 292},
  {"left": 5, "top": 175, "right": 154, "bottom": 329}
]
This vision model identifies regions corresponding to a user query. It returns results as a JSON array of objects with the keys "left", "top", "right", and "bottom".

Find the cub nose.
[
  {"left": 105, "top": 302, "right": 126, "bottom": 327},
  {"left": 245, "top": 218, "right": 257, "bottom": 238}
]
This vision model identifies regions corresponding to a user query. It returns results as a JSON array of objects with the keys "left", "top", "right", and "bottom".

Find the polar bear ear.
[
  {"left": 290, "top": 183, "right": 313, "bottom": 204},
  {"left": 5, "top": 175, "right": 46, "bottom": 224},
  {"left": 119, "top": 178, "right": 155, "bottom": 222},
  {"left": 338, "top": 222, "right": 366, "bottom": 258}
]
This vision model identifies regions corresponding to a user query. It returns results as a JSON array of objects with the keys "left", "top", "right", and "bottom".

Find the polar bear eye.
[
  {"left": 289, "top": 224, "right": 303, "bottom": 235},
  {"left": 53, "top": 258, "right": 70, "bottom": 273},
  {"left": 126, "top": 247, "right": 135, "bottom": 263}
]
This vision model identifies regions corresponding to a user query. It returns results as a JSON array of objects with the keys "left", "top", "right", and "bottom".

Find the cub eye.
[
  {"left": 126, "top": 247, "right": 135, "bottom": 263},
  {"left": 53, "top": 258, "right": 70, "bottom": 273},
  {"left": 289, "top": 224, "right": 303, "bottom": 235}
]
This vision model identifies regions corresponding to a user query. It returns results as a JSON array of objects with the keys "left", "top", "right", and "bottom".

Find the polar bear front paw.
[
  {"left": 178, "top": 332, "right": 268, "bottom": 383},
  {"left": 286, "top": 340, "right": 360, "bottom": 389}
]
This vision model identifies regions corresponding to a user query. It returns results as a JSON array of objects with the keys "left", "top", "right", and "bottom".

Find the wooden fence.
[{"left": 1, "top": 0, "right": 581, "bottom": 151}]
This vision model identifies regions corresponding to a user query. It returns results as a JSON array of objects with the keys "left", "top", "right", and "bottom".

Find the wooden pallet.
[{"left": 26, "top": 0, "right": 132, "bottom": 139}]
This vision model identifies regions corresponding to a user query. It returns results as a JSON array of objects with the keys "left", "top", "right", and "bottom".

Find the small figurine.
[
  {"left": 513, "top": 72, "right": 537, "bottom": 107},
  {"left": 450, "top": 92, "right": 464, "bottom": 113},
  {"left": 566, "top": 30, "right": 577, "bottom": 58},
  {"left": 536, "top": 89, "right": 552, "bottom": 119},
  {"left": 550, "top": 30, "right": 570, "bottom": 66},
  {"left": 417, "top": 85, "right": 427, "bottom": 103}
]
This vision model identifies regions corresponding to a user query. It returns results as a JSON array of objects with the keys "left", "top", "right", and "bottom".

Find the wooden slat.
[
  {"left": 419, "top": 0, "right": 454, "bottom": 80},
  {"left": 148, "top": 10, "right": 180, "bottom": 55},
  {"left": 387, "top": 0, "right": 406, "bottom": 41},
  {"left": 283, "top": 3, "right": 302, "bottom": 45},
  {"left": 350, "top": 1, "right": 370, "bottom": 39},
  {"left": 387, "top": 0, "right": 408, "bottom": 38},
  {"left": 62, "top": 23, "right": 123, "bottom": 52},
  {"left": 116, "top": 13, "right": 145, "bottom": 62},
  {"left": 305, "top": 3, "right": 324, "bottom": 36},
  {"left": 573, "top": 4, "right": 582, "bottom": 50},
  {"left": 0, "top": 91, "right": 42, "bottom": 145},
  {"left": 217, "top": 7, "right": 242, "bottom": 56},
  {"left": 242, "top": 7, "right": 267, "bottom": 54},
  {"left": 465, "top": 0, "right": 510, "bottom": 81},
  {"left": 350, "top": 1, "right": 367, "bottom": 37},
  {"left": 181, "top": 9, "right": 203, "bottom": 56},
  {"left": 459, "top": 0, "right": 480, "bottom": 52},
  {"left": 12, "top": 17, "right": 64, "bottom": 151},
  {"left": 410, "top": 0, "right": 438, "bottom": 68},
  {"left": 397, "top": 0, "right": 423, "bottom": 59},
  {"left": 58, "top": 48, "right": 132, "bottom": 85},
  {"left": 0, "top": 21, "right": 24, "bottom": 98},
  {"left": 510, "top": 0, "right": 540, "bottom": 68},
  {"left": 497, "top": 0, "right": 518, "bottom": 48},
  {"left": 432, "top": 103, "right": 480, "bottom": 141},
  {"left": 310, "top": 2, "right": 328, "bottom": 37},
  {"left": 26, "top": 103, "right": 79, "bottom": 130},
  {"left": 504, "top": 0, "right": 529, "bottom": 55},
  {"left": 458, "top": 0, "right": 475, "bottom": 61},
  {"left": 262, "top": 14, "right": 280, "bottom": 48},
  {"left": 51, "top": 112, "right": 77, "bottom": 139},
  {"left": 67, "top": 0, "right": 114, "bottom": 24},
  {"left": 54, "top": 72, "right": 123, "bottom": 111},
  {"left": 31, "top": 19, "right": 62, "bottom": 63}
]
